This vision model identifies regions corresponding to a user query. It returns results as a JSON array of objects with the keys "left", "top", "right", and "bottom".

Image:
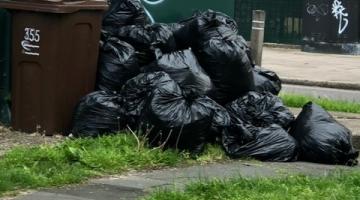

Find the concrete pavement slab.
[
  {"left": 90, "top": 176, "right": 170, "bottom": 190},
  {"left": 6, "top": 160, "right": 358, "bottom": 200},
  {"left": 44, "top": 183, "right": 145, "bottom": 200},
  {"left": 15, "top": 192, "right": 92, "bottom": 200},
  {"left": 262, "top": 47, "right": 360, "bottom": 87}
]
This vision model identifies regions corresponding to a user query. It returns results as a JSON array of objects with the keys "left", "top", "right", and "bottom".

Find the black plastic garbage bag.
[
  {"left": 142, "top": 79, "right": 230, "bottom": 154},
  {"left": 223, "top": 118, "right": 258, "bottom": 147},
  {"left": 194, "top": 9, "right": 238, "bottom": 39},
  {"left": 96, "top": 37, "right": 140, "bottom": 93},
  {"left": 143, "top": 49, "right": 212, "bottom": 96},
  {"left": 170, "top": 18, "right": 194, "bottom": 50},
  {"left": 289, "top": 102, "right": 359, "bottom": 166},
  {"left": 121, "top": 72, "right": 175, "bottom": 128},
  {"left": 253, "top": 65, "right": 282, "bottom": 95},
  {"left": 71, "top": 91, "right": 124, "bottom": 137},
  {"left": 196, "top": 36, "right": 255, "bottom": 105},
  {"left": 102, "top": 0, "right": 148, "bottom": 35},
  {"left": 209, "top": 101, "right": 231, "bottom": 141},
  {"left": 222, "top": 124, "right": 298, "bottom": 162},
  {"left": 166, "top": 23, "right": 185, "bottom": 35},
  {"left": 173, "top": 10, "right": 238, "bottom": 50},
  {"left": 100, "top": 29, "right": 112, "bottom": 42},
  {"left": 177, "top": 10, "right": 252, "bottom": 102},
  {"left": 226, "top": 91, "right": 294, "bottom": 129},
  {"left": 117, "top": 24, "right": 177, "bottom": 65}
]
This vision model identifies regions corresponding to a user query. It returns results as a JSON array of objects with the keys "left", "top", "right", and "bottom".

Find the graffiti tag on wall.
[
  {"left": 142, "top": 0, "right": 166, "bottom": 23},
  {"left": 306, "top": 2, "right": 329, "bottom": 21},
  {"left": 143, "top": 0, "right": 165, "bottom": 5},
  {"left": 331, "top": 0, "right": 349, "bottom": 34}
]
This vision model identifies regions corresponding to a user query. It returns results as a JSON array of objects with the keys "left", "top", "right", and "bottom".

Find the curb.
[
  {"left": 282, "top": 78, "right": 360, "bottom": 91},
  {"left": 247, "top": 42, "right": 301, "bottom": 49},
  {"left": 263, "top": 43, "right": 301, "bottom": 49}
]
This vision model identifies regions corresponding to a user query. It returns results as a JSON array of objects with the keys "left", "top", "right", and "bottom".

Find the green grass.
[
  {"left": 0, "top": 134, "right": 227, "bottom": 197},
  {"left": 145, "top": 170, "right": 360, "bottom": 200},
  {"left": 2, "top": 93, "right": 360, "bottom": 197},
  {"left": 280, "top": 93, "right": 360, "bottom": 114}
]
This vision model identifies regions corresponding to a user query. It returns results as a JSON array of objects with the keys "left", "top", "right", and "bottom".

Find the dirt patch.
[
  {"left": 0, "top": 126, "right": 65, "bottom": 156},
  {"left": 1, "top": 109, "right": 359, "bottom": 155}
]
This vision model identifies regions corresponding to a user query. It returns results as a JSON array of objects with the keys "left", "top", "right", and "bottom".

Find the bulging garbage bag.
[
  {"left": 173, "top": 10, "right": 252, "bottom": 104},
  {"left": 117, "top": 24, "right": 177, "bottom": 65},
  {"left": 194, "top": 9, "right": 238, "bottom": 39},
  {"left": 222, "top": 92, "right": 297, "bottom": 161},
  {"left": 71, "top": 91, "right": 124, "bottom": 137},
  {"left": 289, "top": 102, "right": 359, "bottom": 166},
  {"left": 253, "top": 65, "right": 282, "bottom": 95},
  {"left": 166, "top": 23, "right": 185, "bottom": 35},
  {"left": 195, "top": 36, "right": 254, "bottom": 105},
  {"left": 226, "top": 91, "right": 294, "bottom": 129},
  {"left": 173, "top": 10, "right": 238, "bottom": 50},
  {"left": 171, "top": 18, "right": 195, "bottom": 50},
  {"left": 102, "top": 0, "right": 148, "bottom": 34},
  {"left": 142, "top": 78, "right": 230, "bottom": 154},
  {"left": 223, "top": 119, "right": 258, "bottom": 147},
  {"left": 208, "top": 100, "right": 231, "bottom": 140},
  {"left": 96, "top": 37, "right": 140, "bottom": 93},
  {"left": 121, "top": 72, "right": 175, "bottom": 128},
  {"left": 222, "top": 124, "right": 298, "bottom": 161},
  {"left": 143, "top": 49, "right": 212, "bottom": 96}
]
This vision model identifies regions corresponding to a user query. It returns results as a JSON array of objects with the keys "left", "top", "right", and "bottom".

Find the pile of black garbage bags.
[{"left": 71, "top": 0, "right": 359, "bottom": 166}]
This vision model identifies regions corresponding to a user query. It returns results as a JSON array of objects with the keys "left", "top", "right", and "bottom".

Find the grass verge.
[
  {"left": 280, "top": 93, "right": 360, "bottom": 114},
  {"left": 2, "top": 93, "right": 360, "bottom": 197},
  {"left": 0, "top": 134, "right": 227, "bottom": 197},
  {"left": 145, "top": 170, "right": 360, "bottom": 200}
]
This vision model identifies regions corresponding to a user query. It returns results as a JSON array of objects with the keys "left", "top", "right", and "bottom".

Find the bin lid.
[{"left": 0, "top": 0, "right": 108, "bottom": 13}]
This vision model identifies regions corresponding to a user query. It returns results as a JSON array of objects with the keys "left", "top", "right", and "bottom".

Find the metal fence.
[{"left": 235, "top": 0, "right": 303, "bottom": 44}]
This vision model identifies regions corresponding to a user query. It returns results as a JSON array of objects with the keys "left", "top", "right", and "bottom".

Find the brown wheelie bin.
[{"left": 0, "top": 0, "right": 108, "bottom": 135}]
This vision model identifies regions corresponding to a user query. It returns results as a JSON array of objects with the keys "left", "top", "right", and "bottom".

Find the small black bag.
[
  {"left": 102, "top": 0, "right": 148, "bottom": 35},
  {"left": 121, "top": 72, "right": 175, "bottom": 128},
  {"left": 222, "top": 92, "right": 297, "bottom": 161},
  {"left": 143, "top": 49, "right": 212, "bottom": 96},
  {"left": 142, "top": 78, "right": 230, "bottom": 154},
  {"left": 222, "top": 124, "right": 298, "bottom": 162},
  {"left": 226, "top": 91, "right": 294, "bottom": 130},
  {"left": 173, "top": 10, "right": 238, "bottom": 50},
  {"left": 96, "top": 37, "right": 140, "bottom": 93},
  {"left": 117, "top": 24, "right": 177, "bottom": 65},
  {"left": 253, "top": 65, "right": 282, "bottom": 95},
  {"left": 71, "top": 91, "right": 124, "bottom": 137}
]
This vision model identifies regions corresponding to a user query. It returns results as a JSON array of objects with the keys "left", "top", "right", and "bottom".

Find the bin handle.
[
  {"left": 63, "top": 1, "right": 87, "bottom": 5},
  {"left": 0, "top": 0, "right": 108, "bottom": 13},
  {"left": 38, "top": 0, "right": 102, "bottom": 5}
]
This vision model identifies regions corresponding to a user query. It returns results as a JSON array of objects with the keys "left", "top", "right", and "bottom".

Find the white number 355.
[{"left": 24, "top": 28, "right": 40, "bottom": 42}]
